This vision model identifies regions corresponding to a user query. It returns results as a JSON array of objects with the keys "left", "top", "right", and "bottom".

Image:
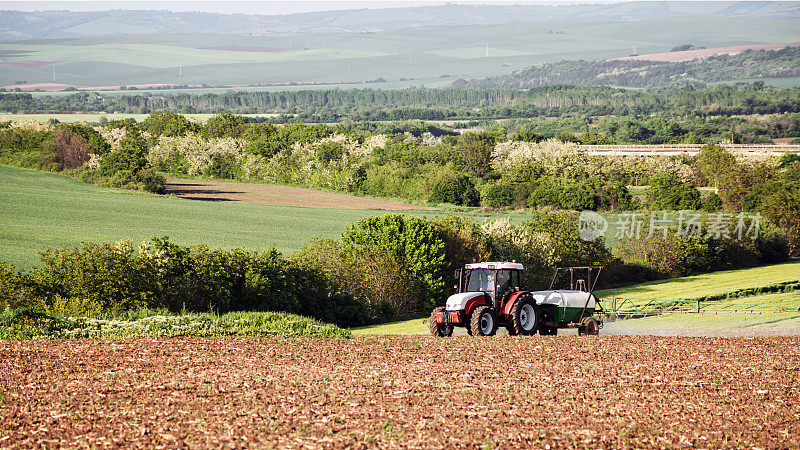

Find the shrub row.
[
  {"left": 0, "top": 307, "right": 351, "bottom": 339},
  {"left": 1, "top": 211, "right": 791, "bottom": 327}
]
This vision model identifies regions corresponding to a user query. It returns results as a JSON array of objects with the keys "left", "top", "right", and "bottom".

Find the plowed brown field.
[
  {"left": 2, "top": 336, "right": 799, "bottom": 448},
  {"left": 164, "top": 177, "right": 437, "bottom": 210},
  {"left": 614, "top": 42, "right": 800, "bottom": 62}
]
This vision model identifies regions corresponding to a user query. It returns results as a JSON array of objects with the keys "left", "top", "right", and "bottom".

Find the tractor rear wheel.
[
  {"left": 578, "top": 317, "right": 600, "bottom": 336},
  {"left": 510, "top": 297, "right": 539, "bottom": 336},
  {"left": 429, "top": 307, "right": 453, "bottom": 337},
  {"left": 469, "top": 306, "right": 497, "bottom": 336}
]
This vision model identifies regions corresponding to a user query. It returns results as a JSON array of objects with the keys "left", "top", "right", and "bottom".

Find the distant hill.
[
  {"left": 459, "top": 45, "right": 800, "bottom": 89},
  {"left": 2, "top": 2, "right": 800, "bottom": 40},
  {"left": 615, "top": 42, "right": 800, "bottom": 62}
]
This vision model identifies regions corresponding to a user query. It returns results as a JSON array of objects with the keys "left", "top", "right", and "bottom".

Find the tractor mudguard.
[{"left": 501, "top": 291, "right": 529, "bottom": 319}]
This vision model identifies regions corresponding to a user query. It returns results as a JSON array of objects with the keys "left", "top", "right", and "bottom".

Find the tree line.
[{"left": 2, "top": 83, "right": 800, "bottom": 119}]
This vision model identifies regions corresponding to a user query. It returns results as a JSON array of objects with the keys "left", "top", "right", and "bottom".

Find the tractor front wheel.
[
  {"left": 510, "top": 297, "right": 539, "bottom": 336},
  {"left": 469, "top": 306, "right": 497, "bottom": 336},
  {"left": 578, "top": 317, "right": 600, "bottom": 336},
  {"left": 429, "top": 307, "right": 453, "bottom": 337}
]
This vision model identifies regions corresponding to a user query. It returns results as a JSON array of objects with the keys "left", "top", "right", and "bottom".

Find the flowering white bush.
[
  {"left": 85, "top": 153, "right": 101, "bottom": 169},
  {"left": 99, "top": 126, "right": 127, "bottom": 151},
  {"left": 148, "top": 132, "right": 247, "bottom": 176},
  {"left": 481, "top": 218, "right": 556, "bottom": 267},
  {"left": 261, "top": 133, "right": 365, "bottom": 190},
  {"left": 356, "top": 134, "right": 388, "bottom": 158},
  {"left": 420, "top": 132, "right": 442, "bottom": 147},
  {"left": 10, "top": 120, "right": 53, "bottom": 132},
  {"left": 492, "top": 139, "right": 589, "bottom": 178}
]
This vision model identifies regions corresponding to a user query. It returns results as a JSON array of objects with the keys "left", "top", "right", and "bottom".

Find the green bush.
[
  {"left": 457, "top": 132, "right": 497, "bottom": 177},
  {"left": 203, "top": 113, "right": 247, "bottom": 139},
  {"left": 293, "top": 239, "right": 399, "bottom": 322},
  {"left": 646, "top": 173, "right": 701, "bottom": 210},
  {"left": 526, "top": 177, "right": 562, "bottom": 208},
  {"left": 99, "top": 127, "right": 148, "bottom": 176},
  {"left": 315, "top": 141, "right": 345, "bottom": 164},
  {"left": 558, "top": 180, "right": 596, "bottom": 210},
  {"left": 142, "top": 111, "right": 199, "bottom": 138},
  {"left": 0, "top": 262, "right": 23, "bottom": 309},
  {"left": 481, "top": 181, "right": 515, "bottom": 207},
  {"left": 614, "top": 231, "right": 787, "bottom": 278},
  {"left": 204, "top": 153, "right": 240, "bottom": 179},
  {"left": 341, "top": 214, "right": 449, "bottom": 311},
  {"left": 429, "top": 173, "right": 479, "bottom": 206},
  {"left": 0, "top": 127, "right": 55, "bottom": 170},
  {"left": 701, "top": 192, "right": 723, "bottom": 211},
  {"left": 601, "top": 260, "right": 664, "bottom": 288}
]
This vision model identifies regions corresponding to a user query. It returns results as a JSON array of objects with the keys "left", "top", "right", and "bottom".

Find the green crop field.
[
  {"left": 3, "top": 16, "right": 800, "bottom": 89},
  {"left": 0, "top": 165, "right": 528, "bottom": 268}
]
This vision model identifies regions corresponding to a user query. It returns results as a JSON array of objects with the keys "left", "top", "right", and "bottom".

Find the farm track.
[
  {"left": 2, "top": 336, "right": 799, "bottom": 448},
  {"left": 164, "top": 177, "right": 437, "bottom": 210}
]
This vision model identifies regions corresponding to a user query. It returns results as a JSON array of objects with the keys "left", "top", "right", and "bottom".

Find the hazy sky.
[{"left": 3, "top": 1, "right": 625, "bottom": 15}]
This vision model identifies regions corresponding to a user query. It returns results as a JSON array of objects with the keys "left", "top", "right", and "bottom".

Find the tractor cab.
[{"left": 456, "top": 262, "right": 524, "bottom": 307}]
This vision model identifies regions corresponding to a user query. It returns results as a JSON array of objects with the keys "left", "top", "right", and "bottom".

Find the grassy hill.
[
  {"left": 4, "top": 3, "right": 799, "bottom": 40},
  {"left": 3, "top": 16, "right": 800, "bottom": 89}
]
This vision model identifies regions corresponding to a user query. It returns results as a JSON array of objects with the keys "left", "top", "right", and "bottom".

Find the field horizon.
[{"left": 3, "top": 15, "right": 800, "bottom": 89}]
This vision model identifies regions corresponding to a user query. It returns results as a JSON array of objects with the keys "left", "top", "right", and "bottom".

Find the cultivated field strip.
[{"left": 2, "top": 336, "right": 799, "bottom": 448}]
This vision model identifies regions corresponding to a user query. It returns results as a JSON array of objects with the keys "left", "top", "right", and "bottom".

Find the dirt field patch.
[
  {"left": 615, "top": 42, "right": 800, "bottom": 62},
  {"left": 164, "top": 177, "right": 437, "bottom": 210},
  {"left": 2, "top": 336, "right": 798, "bottom": 448}
]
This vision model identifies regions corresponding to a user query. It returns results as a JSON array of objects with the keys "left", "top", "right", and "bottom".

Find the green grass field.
[
  {"left": 603, "top": 290, "right": 800, "bottom": 332},
  {"left": 0, "top": 165, "right": 527, "bottom": 268},
  {"left": 3, "top": 16, "right": 799, "bottom": 88},
  {"left": 596, "top": 260, "right": 800, "bottom": 300}
]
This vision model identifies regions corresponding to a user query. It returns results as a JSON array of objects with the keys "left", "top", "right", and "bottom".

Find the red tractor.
[{"left": 429, "top": 262, "right": 602, "bottom": 337}]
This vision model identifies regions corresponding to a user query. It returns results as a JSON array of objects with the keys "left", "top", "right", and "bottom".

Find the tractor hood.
[{"left": 445, "top": 292, "right": 486, "bottom": 311}]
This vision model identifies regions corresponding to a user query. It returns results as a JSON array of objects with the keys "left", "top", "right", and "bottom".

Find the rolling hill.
[
  {"left": 2, "top": 14, "right": 800, "bottom": 89},
  {"left": 3, "top": 2, "right": 800, "bottom": 40}
]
